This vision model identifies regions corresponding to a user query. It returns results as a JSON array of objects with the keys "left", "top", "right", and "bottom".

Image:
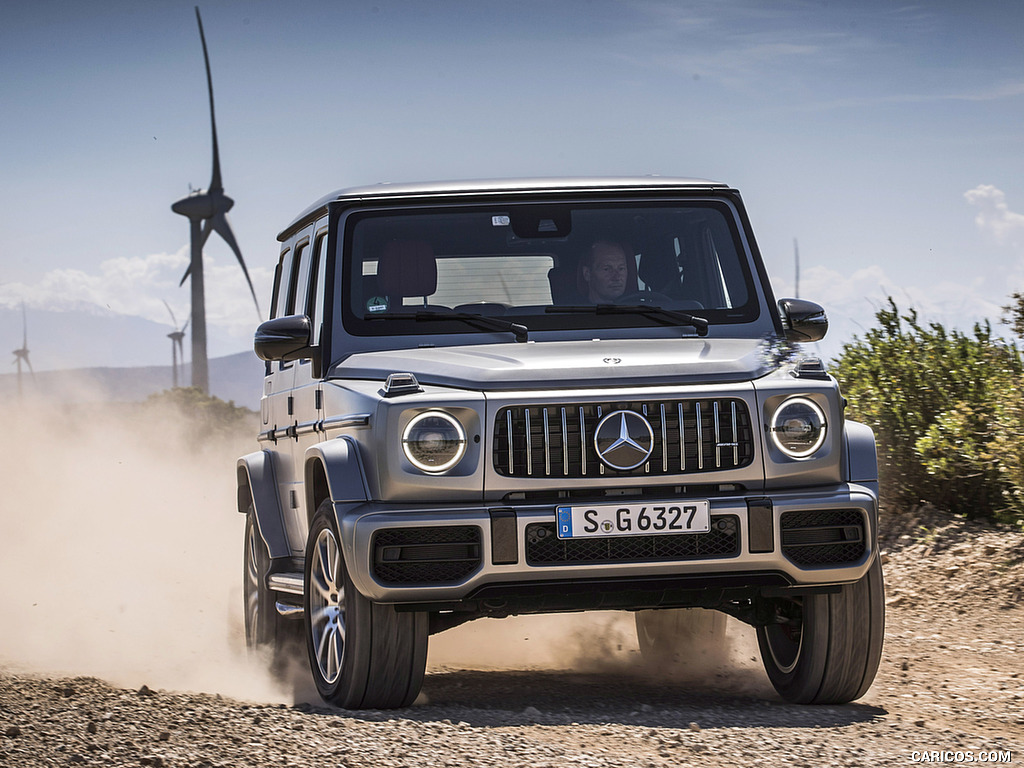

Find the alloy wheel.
[{"left": 309, "top": 527, "right": 346, "bottom": 684}]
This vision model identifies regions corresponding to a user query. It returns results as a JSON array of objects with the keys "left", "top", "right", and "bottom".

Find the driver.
[{"left": 581, "top": 241, "right": 629, "bottom": 303}]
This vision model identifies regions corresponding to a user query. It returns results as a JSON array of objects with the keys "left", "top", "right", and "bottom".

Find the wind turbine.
[
  {"left": 171, "top": 6, "right": 260, "bottom": 394},
  {"left": 12, "top": 303, "right": 34, "bottom": 398},
  {"left": 794, "top": 238, "right": 800, "bottom": 299},
  {"left": 163, "top": 300, "right": 189, "bottom": 388}
]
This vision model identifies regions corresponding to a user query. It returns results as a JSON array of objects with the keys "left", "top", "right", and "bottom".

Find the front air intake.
[
  {"left": 372, "top": 526, "right": 482, "bottom": 585},
  {"left": 780, "top": 509, "right": 866, "bottom": 567}
]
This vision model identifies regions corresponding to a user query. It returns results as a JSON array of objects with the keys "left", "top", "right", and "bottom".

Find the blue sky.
[{"left": 2, "top": 0, "right": 1024, "bottom": 368}]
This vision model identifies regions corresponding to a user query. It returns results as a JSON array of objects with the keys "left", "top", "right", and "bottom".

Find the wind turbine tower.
[
  {"left": 12, "top": 304, "right": 34, "bottom": 399},
  {"left": 163, "top": 300, "right": 189, "bottom": 388},
  {"left": 794, "top": 238, "right": 800, "bottom": 299},
  {"left": 171, "top": 6, "right": 260, "bottom": 394}
]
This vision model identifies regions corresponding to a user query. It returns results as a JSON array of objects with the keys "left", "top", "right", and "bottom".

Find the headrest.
[
  {"left": 377, "top": 240, "right": 437, "bottom": 298},
  {"left": 638, "top": 250, "right": 678, "bottom": 293}
]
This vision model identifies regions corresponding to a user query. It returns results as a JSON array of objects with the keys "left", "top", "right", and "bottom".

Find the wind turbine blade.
[
  {"left": 26, "top": 355, "right": 35, "bottom": 378},
  {"left": 182, "top": 318, "right": 190, "bottom": 333},
  {"left": 178, "top": 220, "right": 213, "bottom": 287},
  {"left": 195, "top": 7, "right": 223, "bottom": 194},
  {"left": 199, "top": 217, "right": 215, "bottom": 248},
  {"left": 21, "top": 303, "right": 27, "bottom": 348},
  {"left": 162, "top": 299, "right": 179, "bottom": 329},
  {"left": 210, "top": 212, "right": 262, "bottom": 317}
]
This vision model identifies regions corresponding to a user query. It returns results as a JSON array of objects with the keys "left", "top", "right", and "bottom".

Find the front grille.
[
  {"left": 494, "top": 398, "right": 754, "bottom": 479},
  {"left": 525, "top": 515, "right": 740, "bottom": 566},
  {"left": 781, "top": 509, "right": 866, "bottom": 566},
  {"left": 372, "top": 526, "right": 482, "bottom": 585}
]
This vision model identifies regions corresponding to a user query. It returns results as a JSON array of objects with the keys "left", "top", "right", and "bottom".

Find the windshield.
[{"left": 341, "top": 201, "right": 759, "bottom": 338}]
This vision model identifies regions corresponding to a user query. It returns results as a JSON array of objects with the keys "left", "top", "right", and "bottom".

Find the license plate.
[{"left": 555, "top": 501, "right": 711, "bottom": 539}]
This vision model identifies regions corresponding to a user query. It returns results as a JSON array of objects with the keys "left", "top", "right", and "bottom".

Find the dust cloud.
[
  {"left": 0, "top": 393, "right": 284, "bottom": 702},
  {"left": 429, "top": 611, "right": 772, "bottom": 697}
]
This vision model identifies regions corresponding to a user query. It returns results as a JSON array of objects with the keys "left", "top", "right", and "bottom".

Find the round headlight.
[
  {"left": 402, "top": 411, "right": 467, "bottom": 473},
  {"left": 770, "top": 397, "right": 827, "bottom": 458}
]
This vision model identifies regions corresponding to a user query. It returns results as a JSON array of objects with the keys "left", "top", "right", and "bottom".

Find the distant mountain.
[
  {"left": 0, "top": 305, "right": 253, "bottom": 371},
  {"left": 0, "top": 351, "right": 266, "bottom": 410}
]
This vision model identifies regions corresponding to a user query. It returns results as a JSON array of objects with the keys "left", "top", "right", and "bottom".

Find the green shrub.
[
  {"left": 140, "top": 386, "right": 257, "bottom": 443},
  {"left": 832, "top": 298, "right": 1023, "bottom": 527}
]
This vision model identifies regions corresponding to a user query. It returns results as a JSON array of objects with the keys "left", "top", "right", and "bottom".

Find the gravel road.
[{"left": 2, "top": 505, "right": 1021, "bottom": 768}]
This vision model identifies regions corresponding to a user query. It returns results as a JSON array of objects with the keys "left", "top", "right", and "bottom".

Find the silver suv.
[{"left": 239, "top": 177, "right": 883, "bottom": 709}]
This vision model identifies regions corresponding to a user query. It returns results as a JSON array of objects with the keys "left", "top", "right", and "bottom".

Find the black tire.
[
  {"left": 244, "top": 509, "right": 289, "bottom": 650},
  {"left": 304, "top": 500, "right": 428, "bottom": 709},
  {"left": 757, "top": 555, "right": 885, "bottom": 704},
  {"left": 634, "top": 607, "right": 728, "bottom": 667}
]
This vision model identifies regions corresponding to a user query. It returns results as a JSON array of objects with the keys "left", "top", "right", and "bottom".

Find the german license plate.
[{"left": 555, "top": 501, "right": 711, "bottom": 539}]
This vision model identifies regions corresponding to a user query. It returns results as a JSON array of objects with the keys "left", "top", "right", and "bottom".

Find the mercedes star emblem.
[{"left": 594, "top": 410, "right": 655, "bottom": 471}]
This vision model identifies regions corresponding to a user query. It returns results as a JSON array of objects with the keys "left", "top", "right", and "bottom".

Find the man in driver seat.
[{"left": 581, "top": 240, "right": 629, "bottom": 303}]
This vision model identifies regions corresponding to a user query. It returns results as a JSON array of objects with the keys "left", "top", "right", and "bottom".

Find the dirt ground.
[{"left": 1, "top": 504, "right": 1021, "bottom": 767}]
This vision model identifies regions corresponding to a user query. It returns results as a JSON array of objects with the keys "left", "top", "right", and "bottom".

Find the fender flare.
[
  {"left": 843, "top": 419, "right": 879, "bottom": 487},
  {"left": 843, "top": 419, "right": 880, "bottom": 551},
  {"left": 236, "top": 450, "right": 291, "bottom": 559},
  {"left": 304, "top": 436, "right": 370, "bottom": 521}
]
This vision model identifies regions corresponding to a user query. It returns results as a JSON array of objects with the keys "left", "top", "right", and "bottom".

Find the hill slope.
[{"left": 0, "top": 351, "right": 265, "bottom": 410}]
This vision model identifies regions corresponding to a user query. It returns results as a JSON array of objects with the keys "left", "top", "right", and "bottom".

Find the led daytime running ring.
[
  {"left": 402, "top": 410, "right": 467, "bottom": 473},
  {"left": 770, "top": 396, "right": 827, "bottom": 458}
]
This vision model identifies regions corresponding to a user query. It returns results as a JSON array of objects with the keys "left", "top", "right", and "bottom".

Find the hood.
[{"left": 329, "top": 337, "right": 781, "bottom": 390}]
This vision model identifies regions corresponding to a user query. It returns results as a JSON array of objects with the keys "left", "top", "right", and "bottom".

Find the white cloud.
[
  {"left": 965, "top": 184, "right": 1024, "bottom": 247},
  {"left": 792, "top": 79, "right": 1024, "bottom": 113},
  {"left": 625, "top": 3, "right": 1024, "bottom": 112},
  {"left": 198, "top": 254, "right": 272, "bottom": 340},
  {"left": 788, "top": 263, "right": 1007, "bottom": 362},
  {"left": 0, "top": 248, "right": 273, "bottom": 345}
]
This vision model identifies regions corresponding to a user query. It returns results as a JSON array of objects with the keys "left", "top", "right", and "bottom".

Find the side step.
[
  {"left": 268, "top": 572, "right": 304, "bottom": 618},
  {"left": 268, "top": 572, "right": 304, "bottom": 594}
]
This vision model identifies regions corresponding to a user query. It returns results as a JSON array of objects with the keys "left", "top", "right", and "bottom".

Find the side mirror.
[
  {"left": 778, "top": 298, "right": 828, "bottom": 343},
  {"left": 254, "top": 314, "right": 312, "bottom": 361}
]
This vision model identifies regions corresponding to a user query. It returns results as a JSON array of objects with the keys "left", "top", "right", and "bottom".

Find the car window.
[
  {"left": 341, "top": 201, "right": 758, "bottom": 337},
  {"left": 271, "top": 248, "right": 292, "bottom": 320},
  {"left": 309, "top": 231, "right": 328, "bottom": 345},
  {"left": 287, "top": 241, "right": 311, "bottom": 316},
  {"left": 360, "top": 254, "right": 554, "bottom": 308}
]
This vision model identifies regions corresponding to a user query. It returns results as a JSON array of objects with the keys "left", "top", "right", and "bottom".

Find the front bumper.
[{"left": 335, "top": 483, "right": 878, "bottom": 604}]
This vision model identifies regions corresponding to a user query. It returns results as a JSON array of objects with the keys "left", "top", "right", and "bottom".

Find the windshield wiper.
[
  {"left": 546, "top": 304, "right": 710, "bottom": 337},
  {"left": 364, "top": 311, "right": 529, "bottom": 343}
]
